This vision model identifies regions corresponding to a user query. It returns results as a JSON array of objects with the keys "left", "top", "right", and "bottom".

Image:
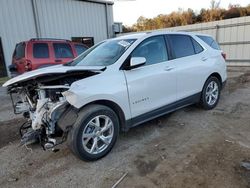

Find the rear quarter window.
[
  {"left": 197, "top": 35, "right": 221, "bottom": 50},
  {"left": 33, "top": 43, "right": 49, "bottom": 58}
]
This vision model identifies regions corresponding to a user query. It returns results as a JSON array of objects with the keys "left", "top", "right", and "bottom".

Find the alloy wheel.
[
  {"left": 205, "top": 81, "right": 219, "bottom": 106},
  {"left": 82, "top": 115, "right": 114, "bottom": 154}
]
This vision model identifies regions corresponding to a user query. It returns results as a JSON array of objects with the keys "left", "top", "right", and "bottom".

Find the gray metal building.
[{"left": 0, "top": 0, "right": 114, "bottom": 77}]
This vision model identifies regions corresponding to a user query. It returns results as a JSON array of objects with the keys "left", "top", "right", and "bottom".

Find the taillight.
[
  {"left": 221, "top": 52, "right": 226, "bottom": 60},
  {"left": 24, "top": 60, "right": 32, "bottom": 71}
]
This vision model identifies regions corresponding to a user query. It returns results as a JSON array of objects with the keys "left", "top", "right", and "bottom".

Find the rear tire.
[
  {"left": 200, "top": 76, "right": 221, "bottom": 110},
  {"left": 67, "top": 104, "right": 119, "bottom": 161}
]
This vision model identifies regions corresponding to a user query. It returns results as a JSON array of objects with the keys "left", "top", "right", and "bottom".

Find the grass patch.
[{"left": 0, "top": 77, "right": 9, "bottom": 86}]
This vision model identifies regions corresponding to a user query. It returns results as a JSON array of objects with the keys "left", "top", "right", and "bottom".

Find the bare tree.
[{"left": 210, "top": 0, "right": 221, "bottom": 9}]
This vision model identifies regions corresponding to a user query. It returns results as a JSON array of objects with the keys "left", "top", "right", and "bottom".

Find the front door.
[{"left": 124, "top": 35, "right": 177, "bottom": 118}]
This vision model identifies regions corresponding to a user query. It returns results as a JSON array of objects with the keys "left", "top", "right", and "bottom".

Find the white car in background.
[{"left": 3, "top": 31, "right": 227, "bottom": 161}]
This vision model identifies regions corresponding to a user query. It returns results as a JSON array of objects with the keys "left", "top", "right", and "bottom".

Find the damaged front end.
[
  {"left": 12, "top": 85, "right": 71, "bottom": 150},
  {"left": 5, "top": 68, "right": 102, "bottom": 151}
]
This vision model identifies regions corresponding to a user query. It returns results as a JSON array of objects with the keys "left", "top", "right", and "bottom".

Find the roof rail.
[{"left": 30, "top": 38, "right": 70, "bottom": 42}]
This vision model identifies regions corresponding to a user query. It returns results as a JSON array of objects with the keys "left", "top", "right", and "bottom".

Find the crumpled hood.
[{"left": 3, "top": 65, "right": 105, "bottom": 87}]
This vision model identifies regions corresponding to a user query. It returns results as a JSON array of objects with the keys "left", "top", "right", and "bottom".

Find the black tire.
[
  {"left": 200, "top": 76, "right": 221, "bottom": 110},
  {"left": 67, "top": 104, "right": 119, "bottom": 161}
]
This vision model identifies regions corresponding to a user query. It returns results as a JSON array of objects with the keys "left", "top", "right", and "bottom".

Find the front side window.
[
  {"left": 168, "top": 34, "right": 196, "bottom": 58},
  {"left": 53, "top": 43, "right": 74, "bottom": 58},
  {"left": 33, "top": 43, "right": 49, "bottom": 58},
  {"left": 70, "top": 39, "right": 135, "bottom": 66},
  {"left": 131, "top": 35, "right": 168, "bottom": 65}
]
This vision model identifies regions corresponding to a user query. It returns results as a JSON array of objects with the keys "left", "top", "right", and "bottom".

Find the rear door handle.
[
  {"left": 164, "top": 66, "right": 175, "bottom": 71},
  {"left": 55, "top": 59, "right": 62, "bottom": 62}
]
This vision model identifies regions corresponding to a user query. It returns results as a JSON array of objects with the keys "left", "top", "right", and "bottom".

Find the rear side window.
[
  {"left": 14, "top": 43, "right": 25, "bottom": 59},
  {"left": 33, "top": 43, "right": 49, "bottom": 58},
  {"left": 197, "top": 35, "right": 221, "bottom": 50},
  {"left": 74, "top": 44, "right": 88, "bottom": 56},
  {"left": 168, "top": 35, "right": 195, "bottom": 58},
  {"left": 131, "top": 35, "right": 168, "bottom": 65},
  {"left": 53, "top": 43, "right": 74, "bottom": 58}
]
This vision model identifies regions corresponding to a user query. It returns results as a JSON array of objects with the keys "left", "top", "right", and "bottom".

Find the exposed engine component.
[
  {"left": 30, "top": 86, "right": 68, "bottom": 132},
  {"left": 10, "top": 84, "right": 71, "bottom": 150}
]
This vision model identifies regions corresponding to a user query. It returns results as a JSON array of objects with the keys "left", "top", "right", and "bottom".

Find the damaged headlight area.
[{"left": 9, "top": 84, "right": 77, "bottom": 151}]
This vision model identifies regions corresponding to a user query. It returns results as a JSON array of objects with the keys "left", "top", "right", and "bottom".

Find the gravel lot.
[{"left": 1, "top": 67, "right": 250, "bottom": 188}]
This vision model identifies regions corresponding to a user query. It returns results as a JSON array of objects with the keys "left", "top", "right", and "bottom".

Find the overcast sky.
[{"left": 113, "top": 0, "right": 250, "bottom": 26}]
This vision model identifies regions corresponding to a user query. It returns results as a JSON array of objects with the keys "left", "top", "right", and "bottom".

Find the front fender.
[
  {"left": 63, "top": 91, "right": 131, "bottom": 120},
  {"left": 62, "top": 68, "right": 131, "bottom": 120}
]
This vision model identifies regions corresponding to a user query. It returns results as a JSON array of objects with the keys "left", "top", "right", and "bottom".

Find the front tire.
[
  {"left": 200, "top": 77, "right": 221, "bottom": 110},
  {"left": 68, "top": 104, "right": 119, "bottom": 161}
]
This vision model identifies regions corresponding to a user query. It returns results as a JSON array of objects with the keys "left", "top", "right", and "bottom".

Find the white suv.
[{"left": 3, "top": 31, "right": 227, "bottom": 161}]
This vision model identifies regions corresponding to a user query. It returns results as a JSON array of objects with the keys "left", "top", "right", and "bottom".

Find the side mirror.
[{"left": 129, "top": 57, "right": 146, "bottom": 70}]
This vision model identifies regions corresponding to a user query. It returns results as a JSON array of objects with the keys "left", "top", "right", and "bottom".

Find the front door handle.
[
  {"left": 201, "top": 57, "right": 208, "bottom": 61},
  {"left": 164, "top": 66, "right": 175, "bottom": 71}
]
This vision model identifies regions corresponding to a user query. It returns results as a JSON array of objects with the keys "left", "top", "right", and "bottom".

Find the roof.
[
  {"left": 191, "top": 33, "right": 212, "bottom": 37},
  {"left": 116, "top": 33, "right": 147, "bottom": 40},
  {"left": 78, "top": 0, "right": 114, "bottom": 5},
  {"left": 29, "top": 38, "right": 70, "bottom": 42},
  {"left": 116, "top": 30, "right": 212, "bottom": 40}
]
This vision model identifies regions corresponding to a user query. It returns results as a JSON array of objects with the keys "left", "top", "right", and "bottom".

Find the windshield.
[{"left": 68, "top": 39, "right": 136, "bottom": 66}]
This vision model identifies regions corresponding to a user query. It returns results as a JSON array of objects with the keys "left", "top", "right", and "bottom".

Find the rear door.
[
  {"left": 166, "top": 34, "right": 207, "bottom": 100},
  {"left": 52, "top": 42, "right": 74, "bottom": 64}
]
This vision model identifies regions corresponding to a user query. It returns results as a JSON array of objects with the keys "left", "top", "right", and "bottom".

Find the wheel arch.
[
  {"left": 210, "top": 72, "right": 222, "bottom": 83},
  {"left": 80, "top": 99, "right": 127, "bottom": 132},
  {"left": 205, "top": 72, "right": 222, "bottom": 87}
]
